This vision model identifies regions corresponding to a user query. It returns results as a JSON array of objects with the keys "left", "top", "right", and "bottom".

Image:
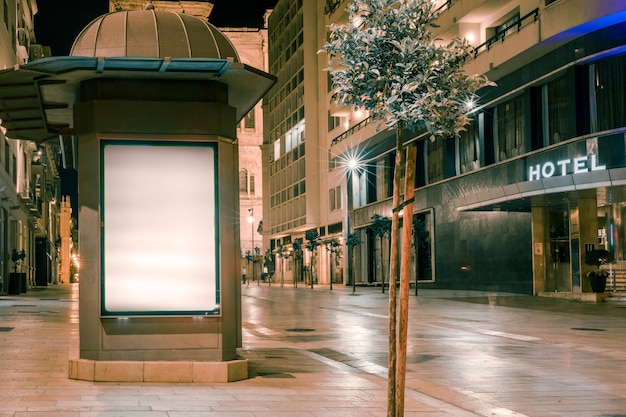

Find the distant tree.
[
  {"left": 368, "top": 214, "right": 392, "bottom": 293},
  {"left": 276, "top": 244, "right": 290, "bottom": 287},
  {"left": 325, "top": 238, "right": 342, "bottom": 290},
  {"left": 305, "top": 230, "right": 321, "bottom": 288},
  {"left": 346, "top": 232, "right": 362, "bottom": 293},
  {"left": 293, "top": 239, "right": 303, "bottom": 287}
]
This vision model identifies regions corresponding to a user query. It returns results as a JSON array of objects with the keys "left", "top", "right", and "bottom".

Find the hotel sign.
[{"left": 528, "top": 154, "right": 606, "bottom": 181}]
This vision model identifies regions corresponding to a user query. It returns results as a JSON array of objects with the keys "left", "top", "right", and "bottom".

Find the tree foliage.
[
  {"left": 323, "top": 0, "right": 494, "bottom": 139},
  {"left": 369, "top": 214, "right": 392, "bottom": 240}
]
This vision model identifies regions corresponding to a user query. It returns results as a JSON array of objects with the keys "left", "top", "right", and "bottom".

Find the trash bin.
[{"left": 8, "top": 273, "right": 21, "bottom": 295}]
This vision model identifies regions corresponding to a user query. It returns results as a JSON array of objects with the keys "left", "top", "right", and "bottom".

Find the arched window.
[
  {"left": 239, "top": 169, "right": 248, "bottom": 192},
  {"left": 239, "top": 169, "right": 256, "bottom": 195}
]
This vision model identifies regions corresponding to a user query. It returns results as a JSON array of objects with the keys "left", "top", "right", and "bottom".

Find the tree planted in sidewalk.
[
  {"left": 368, "top": 214, "right": 392, "bottom": 293},
  {"left": 346, "top": 231, "right": 362, "bottom": 293},
  {"left": 305, "top": 230, "right": 321, "bottom": 288},
  {"left": 323, "top": 0, "right": 493, "bottom": 415}
]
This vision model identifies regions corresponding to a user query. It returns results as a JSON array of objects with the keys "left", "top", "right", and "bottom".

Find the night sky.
[{"left": 34, "top": 0, "right": 279, "bottom": 56}]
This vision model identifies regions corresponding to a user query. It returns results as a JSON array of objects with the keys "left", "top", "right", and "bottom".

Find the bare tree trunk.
[
  {"left": 396, "top": 145, "right": 416, "bottom": 416},
  {"left": 387, "top": 127, "right": 404, "bottom": 417},
  {"left": 381, "top": 236, "right": 385, "bottom": 293}
]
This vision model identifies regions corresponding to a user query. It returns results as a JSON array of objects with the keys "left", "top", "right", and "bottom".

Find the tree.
[
  {"left": 368, "top": 214, "right": 392, "bottom": 293},
  {"left": 346, "top": 231, "right": 362, "bottom": 294},
  {"left": 325, "top": 238, "right": 342, "bottom": 290},
  {"left": 412, "top": 214, "right": 431, "bottom": 295},
  {"left": 245, "top": 250, "right": 254, "bottom": 286},
  {"left": 276, "top": 244, "right": 290, "bottom": 287},
  {"left": 293, "top": 239, "right": 303, "bottom": 288},
  {"left": 305, "top": 230, "right": 321, "bottom": 288},
  {"left": 323, "top": 1, "right": 493, "bottom": 415}
]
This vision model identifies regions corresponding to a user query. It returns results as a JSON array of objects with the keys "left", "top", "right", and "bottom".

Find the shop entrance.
[{"left": 546, "top": 205, "right": 572, "bottom": 292}]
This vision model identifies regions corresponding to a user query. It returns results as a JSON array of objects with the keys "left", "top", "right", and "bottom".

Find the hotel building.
[{"left": 263, "top": 0, "right": 626, "bottom": 298}]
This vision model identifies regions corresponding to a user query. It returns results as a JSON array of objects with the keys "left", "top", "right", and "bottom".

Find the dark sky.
[{"left": 34, "top": 0, "right": 278, "bottom": 56}]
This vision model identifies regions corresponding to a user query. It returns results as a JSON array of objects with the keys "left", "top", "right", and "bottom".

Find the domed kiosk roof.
[
  {"left": 71, "top": 10, "right": 240, "bottom": 61},
  {"left": 0, "top": 10, "right": 275, "bottom": 142}
]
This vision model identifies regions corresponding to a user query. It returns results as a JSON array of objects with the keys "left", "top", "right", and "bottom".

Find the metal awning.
[{"left": 0, "top": 56, "right": 276, "bottom": 142}]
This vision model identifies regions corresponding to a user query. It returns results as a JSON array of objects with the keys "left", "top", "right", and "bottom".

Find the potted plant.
[{"left": 584, "top": 249, "right": 612, "bottom": 293}]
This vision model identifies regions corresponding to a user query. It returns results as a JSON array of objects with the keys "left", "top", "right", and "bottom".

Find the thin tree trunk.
[
  {"left": 414, "top": 243, "right": 419, "bottom": 296},
  {"left": 387, "top": 126, "right": 404, "bottom": 417},
  {"left": 396, "top": 145, "right": 416, "bottom": 417},
  {"left": 381, "top": 237, "right": 385, "bottom": 293}
]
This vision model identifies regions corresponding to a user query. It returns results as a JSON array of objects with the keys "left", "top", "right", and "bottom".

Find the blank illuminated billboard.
[{"left": 101, "top": 140, "right": 219, "bottom": 316}]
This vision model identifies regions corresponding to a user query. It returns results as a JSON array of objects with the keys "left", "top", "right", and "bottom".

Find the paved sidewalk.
[{"left": 1, "top": 284, "right": 626, "bottom": 416}]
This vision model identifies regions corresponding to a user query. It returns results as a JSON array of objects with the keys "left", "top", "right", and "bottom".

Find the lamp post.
[
  {"left": 346, "top": 157, "right": 359, "bottom": 291},
  {"left": 248, "top": 208, "right": 256, "bottom": 285}
]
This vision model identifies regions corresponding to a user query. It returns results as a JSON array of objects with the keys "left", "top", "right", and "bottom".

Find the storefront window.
[{"left": 413, "top": 210, "right": 434, "bottom": 282}]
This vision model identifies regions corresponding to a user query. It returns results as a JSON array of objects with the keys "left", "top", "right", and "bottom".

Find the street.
[{"left": 0, "top": 284, "right": 625, "bottom": 416}]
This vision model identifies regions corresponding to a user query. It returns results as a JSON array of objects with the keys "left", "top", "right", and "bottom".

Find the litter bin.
[{"left": 8, "top": 273, "right": 21, "bottom": 295}]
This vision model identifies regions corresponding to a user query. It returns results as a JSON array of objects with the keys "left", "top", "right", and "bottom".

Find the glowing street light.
[
  {"left": 344, "top": 153, "right": 363, "bottom": 292},
  {"left": 248, "top": 208, "right": 257, "bottom": 284}
]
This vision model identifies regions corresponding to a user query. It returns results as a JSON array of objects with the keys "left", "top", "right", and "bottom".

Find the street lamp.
[
  {"left": 345, "top": 155, "right": 362, "bottom": 292},
  {"left": 248, "top": 208, "right": 256, "bottom": 284}
]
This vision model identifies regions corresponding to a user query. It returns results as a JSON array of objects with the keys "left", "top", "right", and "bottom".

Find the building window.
[
  {"left": 491, "top": 11, "right": 520, "bottom": 40},
  {"left": 328, "top": 111, "right": 340, "bottom": 131},
  {"left": 375, "top": 154, "right": 394, "bottom": 200},
  {"left": 544, "top": 76, "right": 568, "bottom": 145},
  {"left": 329, "top": 185, "right": 342, "bottom": 211},
  {"left": 239, "top": 169, "right": 255, "bottom": 195},
  {"left": 427, "top": 139, "right": 444, "bottom": 183},
  {"left": 239, "top": 169, "right": 247, "bottom": 192},
  {"left": 414, "top": 209, "right": 434, "bottom": 283},
  {"left": 496, "top": 94, "right": 527, "bottom": 160},
  {"left": 244, "top": 110, "right": 255, "bottom": 129},
  {"left": 459, "top": 118, "right": 480, "bottom": 173},
  {"left": 593, "top": 54, "right": 626, "bottom": 132}
]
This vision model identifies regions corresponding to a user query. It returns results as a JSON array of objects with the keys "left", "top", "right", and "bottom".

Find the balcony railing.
[
  {"left": 330, "top": 116, "right": 374, "bottom": 146},
  {"left": 473, "top": 9, "right": 539, "bottom": 57},
  {"left": 19, "top": 180, "right": 42, "bottom": 217}
]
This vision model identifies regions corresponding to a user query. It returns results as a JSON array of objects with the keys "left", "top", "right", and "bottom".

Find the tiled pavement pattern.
[{"left": 1, "top": 283, "right": 626, "bottom": 416}]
